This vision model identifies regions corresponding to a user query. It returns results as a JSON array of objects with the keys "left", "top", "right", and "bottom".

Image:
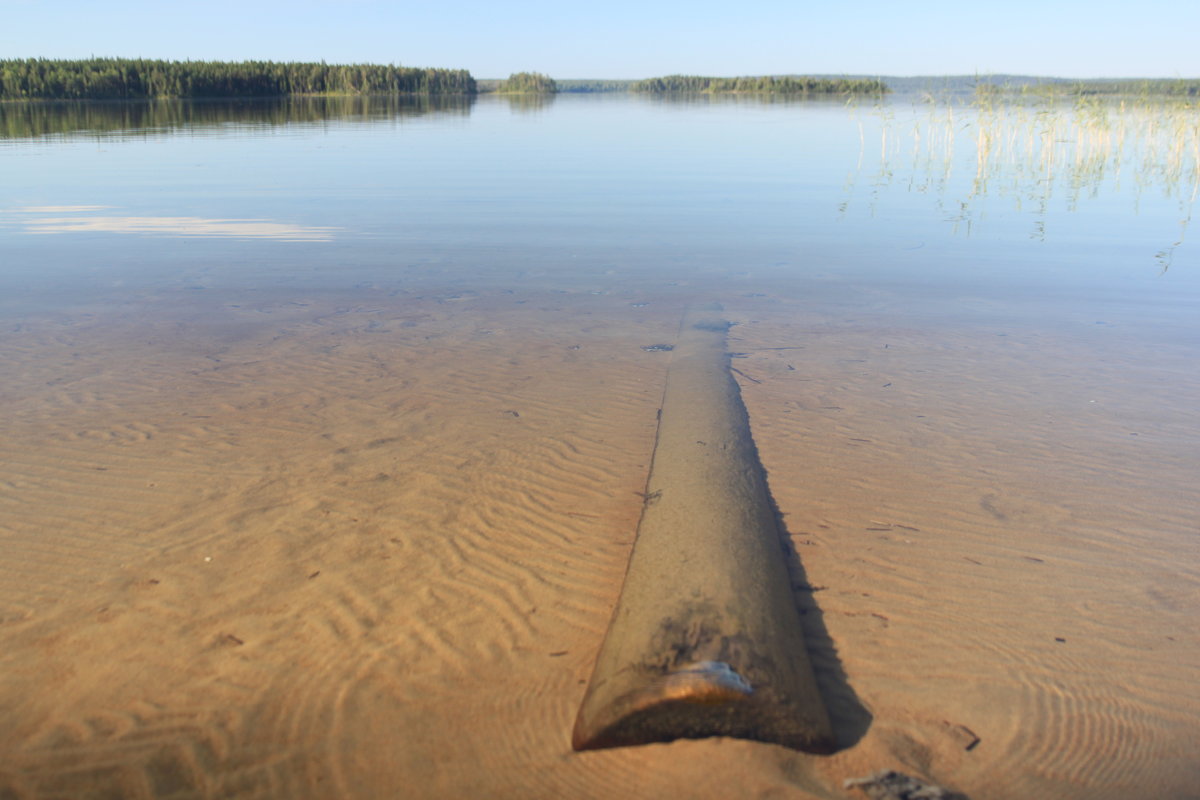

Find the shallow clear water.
[{"left": 1, "top": 94, "right": 1198, "bottom": 799}]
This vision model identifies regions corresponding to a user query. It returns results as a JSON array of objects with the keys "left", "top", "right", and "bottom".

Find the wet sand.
[{"left": 1, "top": 279, "right": 1197, "bottom": 799}]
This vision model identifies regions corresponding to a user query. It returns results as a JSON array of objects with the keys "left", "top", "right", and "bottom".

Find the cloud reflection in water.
[{"left": 4, "top": 206, "right": 338, "bottom": 242}]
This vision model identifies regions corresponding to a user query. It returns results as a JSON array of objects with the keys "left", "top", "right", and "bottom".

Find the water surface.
[{"left": 1, "top": 93, "right": 1197, "bottom": 800}]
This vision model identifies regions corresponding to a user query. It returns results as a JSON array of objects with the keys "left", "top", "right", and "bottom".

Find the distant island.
[
  {"left": 492, "top": 72, "right": 558, "bottom": 94},
  {"left": 631, "top": 75, "right": 888, "bottom": 94},
  {"left": 0, "top": 58, "right": 475, "bottom": 100}
]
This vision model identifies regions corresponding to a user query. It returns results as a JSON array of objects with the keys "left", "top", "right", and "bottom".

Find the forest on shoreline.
[
  {"left": 0, "top": 58, "right": 475, "bottom": 100},
  {"left": 2, "top": 59, "right": 1197, "bottom": 102},
  {"left": 492, "top": 71, "right": 558, "bottom": 94},
  {"left": 631, "top": 74, "right": 888, "bottom": 94}
]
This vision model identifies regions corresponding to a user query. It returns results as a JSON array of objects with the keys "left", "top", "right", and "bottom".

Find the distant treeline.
[
  {"left": 8, "top": 62, "right": 1194, "bottom": 103},
  {"left": 1020, "top": 79, "right": 1200, "bottom": 97},
  {"left": 557, "top": 79, "right": 633, "bottom": 93},
  {"left": 0, "top": 58, "right": 475, "bottom": 100},
  {"left": 495, "top": 72, "right": 558, "bottom": 94},
  {"left": 631, "top": 75, "right": 888, "bottom": 94},
  {"left": 877, "top": 74, "right": 1200, "bottom": 97}
]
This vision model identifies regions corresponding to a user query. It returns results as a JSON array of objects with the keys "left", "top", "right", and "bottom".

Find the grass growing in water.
[{"left": 845, "top": 90, "right": 1199, "bottom": 269}]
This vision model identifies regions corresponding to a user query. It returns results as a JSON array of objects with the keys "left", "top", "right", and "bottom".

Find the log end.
[{"left": 572, "top": 660, "right": 835, "bottom": 754}]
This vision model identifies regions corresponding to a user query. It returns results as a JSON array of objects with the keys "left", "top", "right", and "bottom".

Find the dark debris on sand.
[{"left": 844, "top": 770, "right": 969, "bottom": 800}]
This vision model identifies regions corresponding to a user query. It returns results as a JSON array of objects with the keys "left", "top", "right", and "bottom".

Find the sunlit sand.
[{"left": 1, "top": 276, "right": 1196, "bottom": 799}]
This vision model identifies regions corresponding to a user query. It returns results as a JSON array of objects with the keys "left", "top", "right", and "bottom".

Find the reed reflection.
[{"left": 847, "top": 94, "right": 1200, "bottom": 270}]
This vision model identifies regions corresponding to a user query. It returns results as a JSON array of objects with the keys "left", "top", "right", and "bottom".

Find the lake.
[{"left": 1, "top": 93, "right": 1197, "bottom": 800}]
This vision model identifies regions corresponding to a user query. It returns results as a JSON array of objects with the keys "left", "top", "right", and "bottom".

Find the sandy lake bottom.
[{"left": 1, "top": 270, "right": 1197, "bottom": 799}]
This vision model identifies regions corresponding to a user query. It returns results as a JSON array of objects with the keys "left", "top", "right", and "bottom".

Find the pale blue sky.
[{"left": 2, "top": 0, "right": 1196, "bottom": 79}]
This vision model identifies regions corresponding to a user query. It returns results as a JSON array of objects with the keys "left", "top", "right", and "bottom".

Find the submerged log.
[{"left": 572, "top": 306, "right": 833, "bottom": 752}]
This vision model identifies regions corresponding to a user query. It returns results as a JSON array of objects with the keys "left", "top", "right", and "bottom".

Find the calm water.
[
  {"left": 3, "top": 94, "right": 1197, "bottom": 306},
  {"left": 2, "top": 94, "right": 1199, "bottom": 799}
]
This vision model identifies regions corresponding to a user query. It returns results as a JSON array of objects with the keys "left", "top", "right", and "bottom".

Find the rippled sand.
[{"left": 1, "top": 279, "right": 1197, "bottom": 799}]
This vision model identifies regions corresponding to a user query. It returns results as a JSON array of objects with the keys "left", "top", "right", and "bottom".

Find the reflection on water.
[
  {"left": 2, "top": 205, "right": 339, "bottom": 241},
  {"left": 0, "top": 95, "right": 474, "bottom": 141},
  {"left": 499, "top": 93, "right": 557, "bottom": 113},
  {"left": 848, "top": 95, "right": 1200, "bottom": 269},
  {"left": 2, "top": 93, "right": 1195, "bottom": 270}
]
